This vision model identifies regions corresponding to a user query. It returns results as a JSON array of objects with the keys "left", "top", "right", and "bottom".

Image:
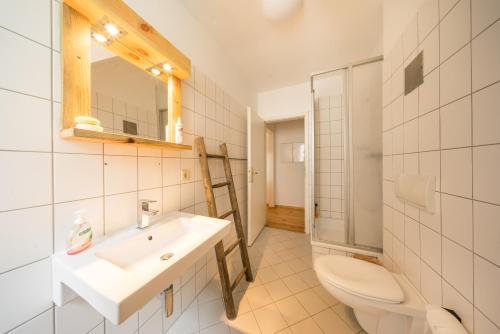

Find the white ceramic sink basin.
[{"left": 53, "top": 212, "right": 231, "bottom": 325}]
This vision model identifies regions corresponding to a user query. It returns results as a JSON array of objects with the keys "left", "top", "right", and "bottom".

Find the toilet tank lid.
[{"left": 426, "top": 305, "right": 468, "bottom": 334}]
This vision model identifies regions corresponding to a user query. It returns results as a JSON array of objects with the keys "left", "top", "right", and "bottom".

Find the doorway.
[{"left": 265, "top": 118, "right": 306, "bottom": 233}]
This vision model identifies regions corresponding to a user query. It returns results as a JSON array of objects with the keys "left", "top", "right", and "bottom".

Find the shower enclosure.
[{"left": 309, "top": 57, "right": 383, "bottom": 252}]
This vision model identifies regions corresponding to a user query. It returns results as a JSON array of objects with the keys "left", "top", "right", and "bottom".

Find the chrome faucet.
[{"left": 138, "top": 199, "right": 159, "bottom": 229}]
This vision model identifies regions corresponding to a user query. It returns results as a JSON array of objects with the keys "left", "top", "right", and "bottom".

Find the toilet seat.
[{"left": 315, "top": 255, "right": 404, "bottom": 304}]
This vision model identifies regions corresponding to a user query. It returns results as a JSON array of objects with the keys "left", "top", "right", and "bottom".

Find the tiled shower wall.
[
  {"left": 382, "top": 0, "right": 500, "bottom": 333},
  {"left": 314, "top": 95, "right": 345, "bottom": 219},
  {"left": 0, "top": 1, "right": 248, "bottom": 333}
]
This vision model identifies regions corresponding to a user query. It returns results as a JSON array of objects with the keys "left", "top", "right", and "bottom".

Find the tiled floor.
[{"left": 167, "top": 227, "right": 365, "bottom": 334}]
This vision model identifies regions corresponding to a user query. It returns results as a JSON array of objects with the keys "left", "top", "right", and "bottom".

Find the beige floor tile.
[
  {"left": 290, "top": 318, "right": 323, "bottom": 334},
  {"left": 333, "top": 304, "right": 362, "bottom": 332},
  {"left": 297, "top": 269, "right": 320, "bottom": 288},
  {"left": 295, "top": 288, "right": 329, "bottom": 315},
  {"left": 273, "top": 262, "right": 295, "bottom": 278},
  {"left": 275, "top": 328, "right": 293, "bottom": 334},
  {"left": 200, "top": 321, "right": 231, "bottom": 334},
  {"left": 282, "top": 274, "right": 309, "bottom": 294},
  {"left": 312, "top": 285, "right": 339, "bottom": 306},
  {"left": 256, "top": 266, "right": 280, "bottom": 283},
  {"left": 233, "top": 291, "right": 252, "bottom": 315},
  {"left": 312, "top": 308, "right": 355, "bottom": 334},
  {"left": 198, "top": 298, "right": 227, "bottom": 329},
  {"left": 275, "top": 296, "right": 309, "bottom": 326},
  {"left": 197, "top": 278, "right": 222, "bottom": 304},
  {"left": 245, "top": 285, "right": 274, "bottom": 309},
  {"left": 286, "top": 258, "right": 310, "bottom": 273},
  {"left": 265, "top": 279, "right": 293, "bottom": 301},
  {"left": 253, "top": 303, "right": 288, "bottom": 334},
  {"left": 226, "top": 312, "right": 262, "bottom": 334}
]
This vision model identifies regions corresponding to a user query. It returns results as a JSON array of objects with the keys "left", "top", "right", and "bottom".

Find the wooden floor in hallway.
[{"left": 266, "top": 205, "right": 305, "bottom": 233}]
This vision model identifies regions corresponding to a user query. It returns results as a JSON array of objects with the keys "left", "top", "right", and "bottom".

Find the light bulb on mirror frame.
[
  {"left": 151, "top": 68, "right": 161, "bottom": 76},
  {"left": 162, "top": 63, "right": 173, "bottom": 72},
  {"left": 104, "top": 23, "right": 120, "bottom": 36},
  {"left": 93, "top": 32, "right": 107, "bottom": 43}
]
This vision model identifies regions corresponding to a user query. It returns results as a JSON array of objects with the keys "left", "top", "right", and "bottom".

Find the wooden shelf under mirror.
[{"left": 61, "top": 128, "right": 192, "bottom": 150}]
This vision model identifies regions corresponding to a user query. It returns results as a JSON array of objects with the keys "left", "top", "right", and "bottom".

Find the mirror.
[{"left": 90, "top": 41, "right": 168, "bottom": 140}]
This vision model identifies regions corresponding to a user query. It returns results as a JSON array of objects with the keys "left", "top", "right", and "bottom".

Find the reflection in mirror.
[{"left": 90, "top": 41, "right": 168, "bottom": 140}]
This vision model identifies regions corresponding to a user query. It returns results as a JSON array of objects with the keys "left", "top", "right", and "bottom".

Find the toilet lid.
[{"left": 315, "top": 255, "right": 404, "bottom": 304}]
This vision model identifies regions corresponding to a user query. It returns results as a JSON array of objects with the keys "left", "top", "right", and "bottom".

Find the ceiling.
[{"left": 181, "top": 0, "right": 383, "bottom": 92}]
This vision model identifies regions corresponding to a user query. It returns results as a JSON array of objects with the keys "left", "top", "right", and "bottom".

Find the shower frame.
[{"left": 307, "top": 55, "right": 383, "bottom": 255}]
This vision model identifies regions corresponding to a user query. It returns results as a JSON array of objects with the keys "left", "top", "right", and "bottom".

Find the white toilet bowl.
[{"left": 314, "top": 255, "right": 467, "bottom": 334}]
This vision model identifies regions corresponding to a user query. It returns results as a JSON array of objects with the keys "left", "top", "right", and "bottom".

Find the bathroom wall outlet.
[{"left": 181, "top": 169, "right": 190, "bottom": 181}]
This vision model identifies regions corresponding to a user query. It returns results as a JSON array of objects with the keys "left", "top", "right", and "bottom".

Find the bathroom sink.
[{"left": 52, "top": 212, "right": 231, "bottom": 325}]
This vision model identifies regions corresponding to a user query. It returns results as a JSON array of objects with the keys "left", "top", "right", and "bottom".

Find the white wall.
[
  {"left": 0, "top": 1, "right": 250, "bottom": 333},
  {"left": 257, "top": 82, "right": 310, "bottom": 121},
  {"left": 383, "top": 0, "right": 425, "bottom": 54},
  {"left": 274, "top": 119, "right": 305, "bottom": 207},
  {"left": 382, "top": 0, "right": 500, "bottom": 333}
]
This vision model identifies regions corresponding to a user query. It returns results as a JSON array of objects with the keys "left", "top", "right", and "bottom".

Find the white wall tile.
[
  {"left": 55, "top": 297, "right": 103, "bottom": 334},
  {"left": 440, "top": 0, "right": 471, "bottom": 62},
  {"left": 139, "top": 296, "right": 161, "bottom": 326},
  {"left": 139, "top": 309, "right": 162, "bottom": 334},
  {"left": 419, "top": 151, "right": 440, "bottom": 190},
  {"left": 104, "top": 156, "right": 137, "bottom": 195},
  {"left": 419, "top": 0, "right": 439, "bottom": 42},
  {"left": 474, "top": 255, "right": 500, "bottom": 328},
  {"left": 0, "top": 258, "right": 52, "bottom": 333},
  {"left": 472, "top": 20, "right": 500, "bottom": 91},
  {"left": 442, "top": 281, "right": 474, "bottom": 332},
  {"left": 403, "top": 16, "right": 418, "bottom": 60},
  {"left": 0, "top": 29, "right": 51, "bottom": 99},
  {"left": 419, "top": 68, "right": 439, "bottom": 115},
  {"left": 442, "top": 238, "right": 473, "bottom": 301},
  {"left": 105, "top": 192, "right": 137, "bottom": 234},
  {"left": 404, "top": 217, "right": 420, "bottom": 254},
  {"left": 420, "top": 27, "right": 439, "bottom": 75},
  {"left": 0, "top": 205, "right": 52, "bottom": 273},
  {"left": 404, "top": 89, "right": 418, "bottom": 122},
  {"left": 421, "top": 192, "right": 441, "bottom": 232},
  {"left": 54, "top": 153, "right": 103, "bottom": 203},
  {"left": 440, "top": 95, "right": 471, "bottom": 149},
  {"left": 391, "top": 66, "right": 404, "bottom": 101},
  {"left": 404, "top": 118, "right": 419, "bottom": 153},
  {"left": 419, "top": 109, "right": 440, "bottom": 151},
  {"left": 473, "top": 82, "right": 500, "bottom": 146},
  {"left": 54, "top": 197, "right": 104, "bottom": 253},
  {"left": 404, "top": 247, "right": 421, "bottom": 289},
  {"left": 0, "top": 151, "right": 52, "bottom": 211},
  {"left": 471, "top": 0, "right": 500, "bottom": 37},
  {"left": 440, "top": 0, "right": 461, "bottom": 19},
  {"left": 473, "top": 145, "right": 500, "bottom": 205},
  {"left": 138, "top": 157, "right": 162, "bottom": 190},
  {"left": 441, "top": 148, "right": 472, "bottom": 197},
  {"left": 163, "top": 185, "right": 180, "bottom": 214},
  {"left": 421, "top": 225, "right": 442, "bottom": 273},
  {"left": 9, "top": 309, "right": 53, "bottom": 334},
  {"left": 106, "top": 313, "right": 138, "bottom": 334},
  {"left": 0, "top": 0, "right": 51, "bottom": 46},
  {"left": 474, "top": 308, "right": 500, "bottom": 334},
  {"left": 163, "top": 158, "right": 181, "bottom": 186},
  {"left": 0, "top": 89, "right": 51, "bottom": 151},
  {"left": 440, "top": 45, "right": 471, "bottom": 106},
  {"left": 442, "top": 194, "right": 473, "bottom": 249},
  {"left": 421, "top": 262, "right": 442, "bottom": 305},
  {"left": 473, "top": 201, "right": 500, "bottom": 266}
]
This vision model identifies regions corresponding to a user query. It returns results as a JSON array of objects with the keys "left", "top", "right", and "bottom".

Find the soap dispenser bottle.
[{"left": 66, "top": 210, "right": 93, "bottom": 255}]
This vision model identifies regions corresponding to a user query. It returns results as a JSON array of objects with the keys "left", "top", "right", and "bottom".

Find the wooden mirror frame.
[{"left": 61, "top": 0, "right": 191, "bottom": 150}]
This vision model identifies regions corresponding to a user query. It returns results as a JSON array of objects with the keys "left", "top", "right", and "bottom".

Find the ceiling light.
[
  {"left": 262, "top": 0, "right": 302, "bottom": 21},
  {"left": 93, "top": 32, "right": 107, "bottom": 43},
  {"left": 162, "top": 63, "right": 173, "bottom": 72},
  {"left": 104, "top": 23, "right": 120, "bottom": 36},
  {"left": 151, "top": 68, "right": 161, "bottom": 76}
]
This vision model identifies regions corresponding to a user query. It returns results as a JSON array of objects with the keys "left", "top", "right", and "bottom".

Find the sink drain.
[{"left": 160, "top": 253, "right": 174, "bottom": 261}]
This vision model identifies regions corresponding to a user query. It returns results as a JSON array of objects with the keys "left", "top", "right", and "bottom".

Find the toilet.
[{"left": 314, "top": 255, "right": 468, "bottom": 334}]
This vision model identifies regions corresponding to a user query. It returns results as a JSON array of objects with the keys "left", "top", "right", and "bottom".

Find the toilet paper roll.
[{"left": 395, "top": 174, "right": 435, "bottom": 213}]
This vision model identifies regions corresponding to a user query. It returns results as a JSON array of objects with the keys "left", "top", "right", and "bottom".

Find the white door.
[{"left": 247, "top": 106, "right": 267, "bottom": 245}]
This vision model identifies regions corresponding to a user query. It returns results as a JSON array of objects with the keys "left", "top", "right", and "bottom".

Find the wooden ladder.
[{"left": 195, "top": 137, "right": 253, "bottom": 319}]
